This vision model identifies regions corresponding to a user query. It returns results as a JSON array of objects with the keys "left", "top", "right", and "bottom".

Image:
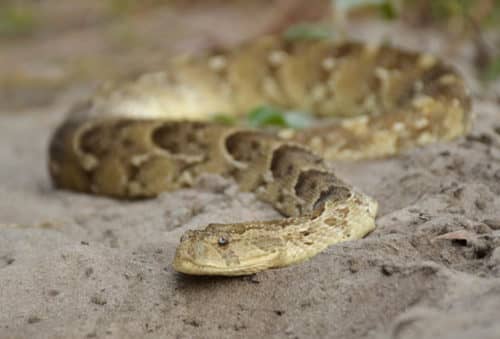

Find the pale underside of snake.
[{"left": 48, "top": 36, "right": 471, "bottom": 276}]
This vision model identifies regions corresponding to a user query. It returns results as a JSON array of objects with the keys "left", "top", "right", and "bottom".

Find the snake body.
[{"left": 48, "top": 36, "right": 470, "bottom": 276}]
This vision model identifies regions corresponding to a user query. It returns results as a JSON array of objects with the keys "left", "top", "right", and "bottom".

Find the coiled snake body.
[{"left": 49, "top": 36, "right": 470, "bottom": 275}]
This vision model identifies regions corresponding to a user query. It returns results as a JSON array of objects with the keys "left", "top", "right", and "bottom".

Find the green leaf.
[
  {"left": 247, "top": 106, "right": 287, "bottom": 128},
  {"left": 283, "top": 23, "right": 332, "bottom": 41},
  {"left": 212, "top": 113, "right": 236, "bottom": 125},
  {"left": 283, "top": 111, "right": 314, "bottom": 129},
  {"left": 247, "top": 106, "right": 314, "bottom": 129}
]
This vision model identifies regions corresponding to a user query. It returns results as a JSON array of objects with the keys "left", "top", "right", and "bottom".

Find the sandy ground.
[{"left": 1, "top": 3, "right": 500, "bottom": 338}]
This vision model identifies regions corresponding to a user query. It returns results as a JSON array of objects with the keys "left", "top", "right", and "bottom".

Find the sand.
[{"left": 1, "top": 4, "right": 500, "bottom": 338}]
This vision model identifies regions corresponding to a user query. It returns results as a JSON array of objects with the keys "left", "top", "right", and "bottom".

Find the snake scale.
[{"left": 48, "top": 35, "right": 470, "bottom": 276}]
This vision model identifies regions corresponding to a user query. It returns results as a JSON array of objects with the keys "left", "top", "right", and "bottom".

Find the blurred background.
[{"left": 0, "top": 0, "right": 498, "bottom": 112}]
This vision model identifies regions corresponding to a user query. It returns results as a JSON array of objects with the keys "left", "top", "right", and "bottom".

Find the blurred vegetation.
[
  {"left": 211, "top": 106, "right": 314, "bottom": 130},
  {"left": 338, "top": 0, "right": 500, "bottom": 81},
  {"left": 247, "top": 106, "right": 314, "bottom": 129},
  {"left": 0, "top": 0, "right": 172, "bottom": 39},
  {"left": 212, "top": 113, "right": 237, "bottom": 126},
  {"left": 339, "top": 0, "right": 500, "bottom": 30},
  {"left": 0, "top": 3, "right": 37, "bottom": 38},
  {"left": 481, "top": 57, "right": 500, "bottom": 82},
  {"left": 0, "top": 0, "right": 500, "bottom": 110},
  {"left": 108, "top": 0, "right": 170, "bottom": 16},
  {"left": 2, "top": 0, "right": 498, "bottom": 37},
  {"left": 283, "top": 23, "right": 333, "bottom": 41}
]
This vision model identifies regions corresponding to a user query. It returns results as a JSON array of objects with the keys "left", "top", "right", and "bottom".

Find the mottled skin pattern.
[{"left": 48, "top": 36, "right": 470, "bottom": 276}]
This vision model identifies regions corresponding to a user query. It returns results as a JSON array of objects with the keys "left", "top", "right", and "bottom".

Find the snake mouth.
[
  {"left": 172, "top": 241, "right": 281, "bottom": 276},
  {"left": 172, "top": 258, "right": 273, "bottom": 276}
]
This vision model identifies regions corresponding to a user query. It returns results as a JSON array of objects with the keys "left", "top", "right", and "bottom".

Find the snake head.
[{"left": 172, "top": 224, "right": 284, "bottom": 276}]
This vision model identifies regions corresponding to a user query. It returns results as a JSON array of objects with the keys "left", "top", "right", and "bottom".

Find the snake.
[{"left": 48, "top": 35, "right": 471, "bottom": 276}]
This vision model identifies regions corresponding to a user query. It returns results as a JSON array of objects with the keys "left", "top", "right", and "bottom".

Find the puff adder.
[{"left": 48, "top": 36, "right": 470, "bottom": 276}]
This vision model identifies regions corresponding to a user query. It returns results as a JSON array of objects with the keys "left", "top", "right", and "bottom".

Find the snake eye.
[{"left": 218, "top": 236, "right": 229, "bottom": 246}]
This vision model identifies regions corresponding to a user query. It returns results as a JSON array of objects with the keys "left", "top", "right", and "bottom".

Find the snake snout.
[{"left": 172, "top": 234, "right": 228, "bottom": 275}]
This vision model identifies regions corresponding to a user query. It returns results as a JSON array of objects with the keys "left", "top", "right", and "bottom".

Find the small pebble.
[
  {"left": 483, "top": 218, "right": 500, "bottom": 230},
  {"left": 27, "top": 316, "right": 41, "bottom": 324},
  {"left": 381, "top": 265, "right": 396, "bottom": 276},
  {"left": 91, "top": 295, "right": 107, "bottom": 306}
]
